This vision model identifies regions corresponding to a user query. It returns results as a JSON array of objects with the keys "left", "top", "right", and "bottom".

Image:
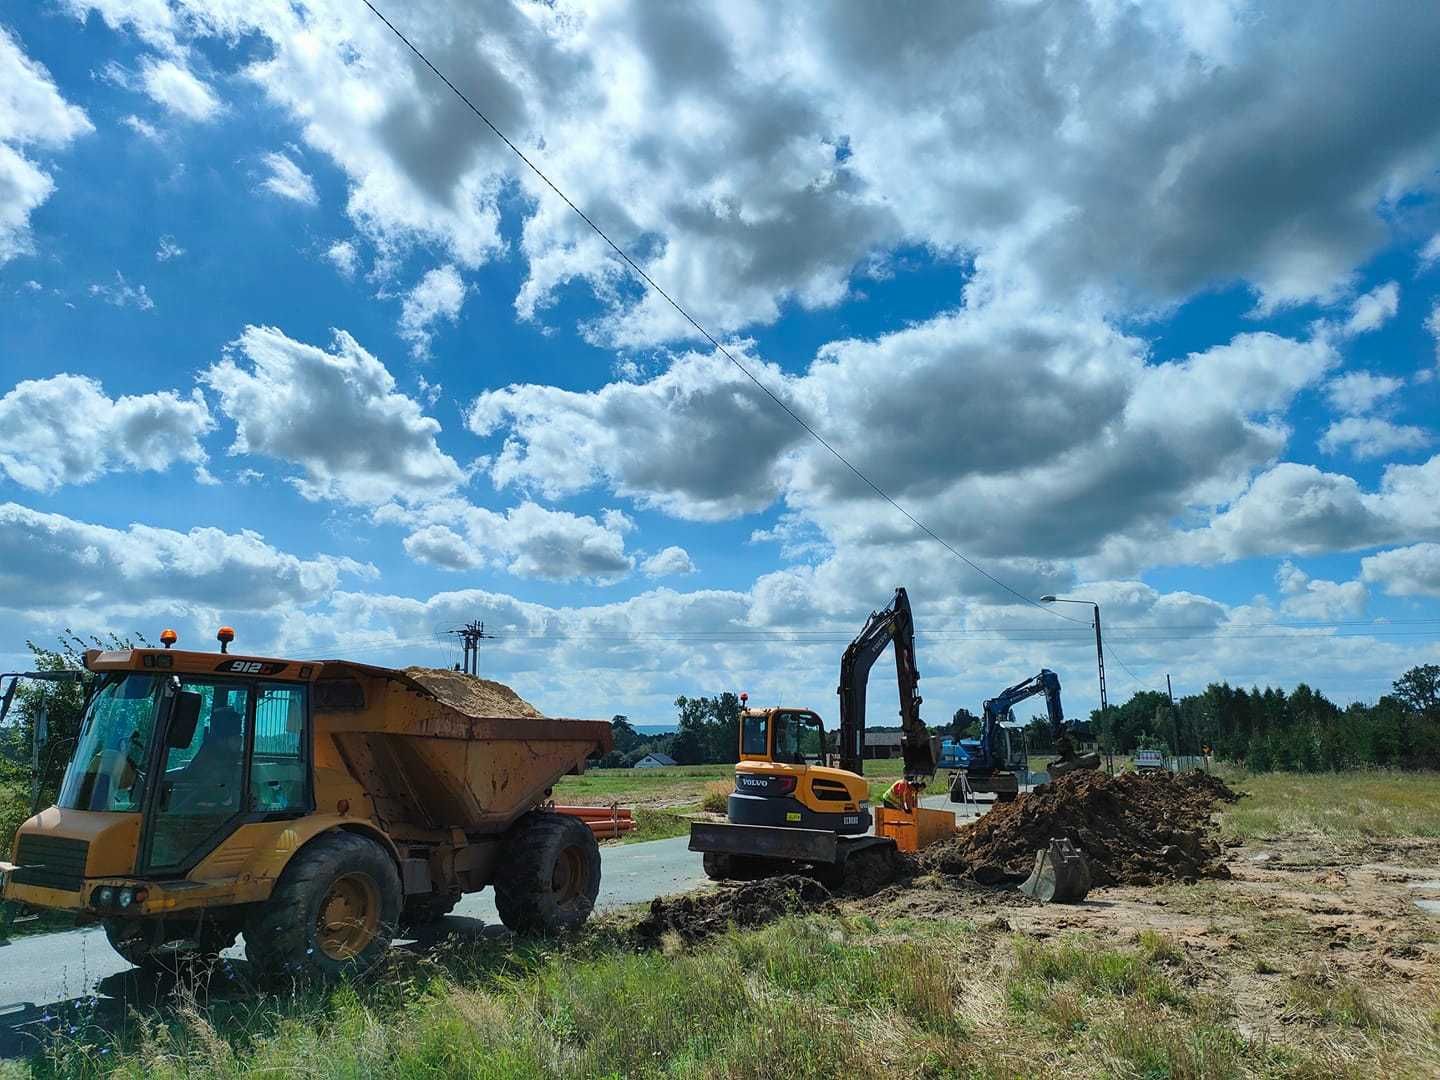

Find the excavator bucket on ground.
[
  {"left": 1046, "top": 751, "right": 1101, "bottom": 779},
  {"left": 1018, "top": 838, "right": 1092, "bottom": 903}
]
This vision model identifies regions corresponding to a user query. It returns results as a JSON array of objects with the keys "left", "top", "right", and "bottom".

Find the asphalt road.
[{"left": 0, "top": 794, "right": 996, "bottom": 1059}]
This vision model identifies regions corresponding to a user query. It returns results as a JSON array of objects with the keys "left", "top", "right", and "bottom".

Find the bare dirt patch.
[
  {"left": 634, "top": 875, "right": 836, "bottom": 944},
  {"left": 842, "top": 831, "right": 1440, "bottom": 1054},
  {"left": 403, "top": 667, "right": 545, "bottom": 718},
  {"left": 921, "top": 769, "right": 1240, "bottom": 886}
]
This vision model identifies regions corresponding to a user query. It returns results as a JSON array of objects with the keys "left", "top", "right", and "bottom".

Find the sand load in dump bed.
[
  {"left": 403, "top": 667, "right": 545, "bottom": 718},
  {"left": 314, "top": 662, "right": 608, "bottom": 835},
  {"left": 921, "top": 769, "right": 1240, "bottom": 887}
]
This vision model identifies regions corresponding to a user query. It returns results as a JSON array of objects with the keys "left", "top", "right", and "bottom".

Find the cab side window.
[
  {"left": 741, "top": 714, "right": 769, "bottom": 757},
  {"left": 250, "top": 683, "right": 309, "bottom": 812}
]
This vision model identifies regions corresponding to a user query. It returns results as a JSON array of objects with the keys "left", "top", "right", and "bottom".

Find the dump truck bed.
[{"left": 313, "top": 662, "right": 611, "bottom": 835}]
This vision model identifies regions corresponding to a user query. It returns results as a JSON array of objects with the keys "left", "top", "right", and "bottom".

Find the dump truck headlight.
[
  {"left": 118, "top": 889, "right": 134, "bottom": 908},
  {"left": 96, "top": 887, "right": 115, "bottom": 907}
]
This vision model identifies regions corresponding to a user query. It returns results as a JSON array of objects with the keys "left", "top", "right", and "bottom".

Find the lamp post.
[{"left": 1041, "top": 595, "right": 1113, "bottom": 775}]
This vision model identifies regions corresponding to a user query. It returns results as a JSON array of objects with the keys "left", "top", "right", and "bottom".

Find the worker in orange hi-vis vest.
[{"left": 880, "top": 775, "right": 925, "bottom": 813}]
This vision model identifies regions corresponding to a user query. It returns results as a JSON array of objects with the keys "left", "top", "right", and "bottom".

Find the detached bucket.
[
  {"left": 1046, "top": 752, "right": 1101, "bottom": 779},
  {"left": 1019, "top": 838, "right": 1092, "bottom": 903}
]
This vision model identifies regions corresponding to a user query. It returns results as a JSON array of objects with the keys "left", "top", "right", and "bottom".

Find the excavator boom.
[{"left": 836, "top": 587, "right": 935, "bottom": 779}]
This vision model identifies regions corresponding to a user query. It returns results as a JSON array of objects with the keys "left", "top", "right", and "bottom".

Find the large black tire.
[
  {"left": 244, "top": 831, "right": 401, "bottom": 980},
  {"left": 103, "top": 918, "right": 166, "bottom": 970},
  {"left": 103, "top": 917, "right": 239, "bottom": 974},
  {"left": 702, "top": 851, "right": 735, "bottom": 881},
  {"left": 399, "top": 891, "right": 459, "bottom": 932},
  {"left": 494, "top": 812, "right": 601, "bottom": 934}
]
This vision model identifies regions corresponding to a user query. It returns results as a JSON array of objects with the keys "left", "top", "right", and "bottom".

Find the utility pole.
[
  {"left": 1167, "top": 673, "right": 1180, "bottom": 763},
  {"left": 1093, "top": 607, "right": 1112, "bottom": 775},
  {"left": 1043, "top": 595, "right": 1112, "bottom": 775},
  {"left": 448, "top": 621, "right": 489, "bottom": 676}
]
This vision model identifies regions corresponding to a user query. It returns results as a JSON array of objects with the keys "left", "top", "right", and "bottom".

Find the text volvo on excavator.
[
  {"left": 689, "top": 587, "right": 939, "bottom": 884},
  {"left": 947, "top": 668, "right": 1100, "bottom": 803}
]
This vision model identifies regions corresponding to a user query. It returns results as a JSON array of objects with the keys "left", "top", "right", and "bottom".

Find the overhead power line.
[{"left": 360, "top": 0, "right": 1088, "bottom": 626}]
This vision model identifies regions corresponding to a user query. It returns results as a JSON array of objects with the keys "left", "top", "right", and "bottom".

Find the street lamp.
[{"left": 1041, "top": 595, "right": 1113, "bottom": 775}]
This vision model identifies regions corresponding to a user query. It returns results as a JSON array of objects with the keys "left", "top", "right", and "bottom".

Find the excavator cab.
[
  {"left": 741, "top": 708, "right": 825, "bottom": 766},
  {"left": 730, "top": 708, "right": 870, "bottom": 834}
]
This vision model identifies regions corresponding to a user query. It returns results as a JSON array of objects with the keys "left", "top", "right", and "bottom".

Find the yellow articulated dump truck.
[{"left": 0, "top": 629, "right": 612, "bottom": 978}]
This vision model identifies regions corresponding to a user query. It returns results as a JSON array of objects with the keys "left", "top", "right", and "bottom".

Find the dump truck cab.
[
  {"left": 730, "top": 707, "right": 870, "bottom": 834},
  {"left": 1, "top": 632, "right": 613, "bottom": 977}
]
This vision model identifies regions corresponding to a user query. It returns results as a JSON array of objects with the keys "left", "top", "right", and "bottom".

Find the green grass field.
[
  {"left": 1214, "top": 766, "right": 1440, "bottom": 840},
  {"left": 555, "top": 756, "right": 908, "bottom": 807}
]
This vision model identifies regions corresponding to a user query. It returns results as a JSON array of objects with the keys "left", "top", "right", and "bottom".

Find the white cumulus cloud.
[
  {"left": 1324, "top": 371, "right": 1402, "bottom": 415},
  {"left": 0, "top": 27, "right": 92, "bottom": 265},
  {"left": 1275, "top": 560, "right": 1368, "bottom": 620},
  {"left": 1318, "top": 417, "right": 1432, "bottom": 460},
  {"left": 1361, "top": 543, "right": 1440, "bottom": 599},
  {"left": 259, "top": 150, "right": 317, "bottom": 205},
  {"left": 138, "top": 55, "right": 218, "bottom": 121},
  {"left": 399, "top": 265, "right": 467, "bottom": 358},
  {"left": 0, "top": 374, "right": 213, "bottom": 491},
  {"left": 88, "top": 270, "right": 154, "bottom": 310},
  {"left": 200, "top": 325, "right": 466, "bottom": 505},
  {"left": 0, "top": 501, "right": 371, "bottom": 613},
  {"left": 325, "top": 239, "right": 359, "bottom": 278},
  {"left": 381, "top": 498, "right": 635, "bottom": 583},
  {"left": 641, "top": 546, "right": 697, "bottom": 578},
  {"left": 1339, "top": 281, "right": 1399, "bottom": 337}
]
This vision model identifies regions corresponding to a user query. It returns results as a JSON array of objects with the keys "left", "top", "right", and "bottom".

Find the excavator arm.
[
  {"left": 835, "top": 587, "right": 935, "bottom": 779},
  {"left": 977, "top": 669, "right": 1066, "bottom": 768},
  {"left": 977, "top": 668, "right": 1098, "bottom": 776}
]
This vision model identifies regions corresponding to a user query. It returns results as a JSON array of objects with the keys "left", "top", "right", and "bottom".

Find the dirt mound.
[
  {"left": 921, "top": 769, "right": 1239, "bottom": 887},
  {"left": 1172, "top": 769, "right": 1243, "bottom": 804},
  {"left": 403, "top": 667, "right": 544, "bottom": 719},
  {"left": 633, "top": 876, "right": 835, "bottom": 945}
]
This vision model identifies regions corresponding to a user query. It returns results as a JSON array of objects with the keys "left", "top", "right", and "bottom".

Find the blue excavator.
[{"left": 947, "top": 668, "right": 1099, "bottom": 803}]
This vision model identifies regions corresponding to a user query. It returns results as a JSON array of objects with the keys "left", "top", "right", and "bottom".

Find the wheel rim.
[
  {"left": 551, "top": 845, "right": 585, "bottom": 903},
  {"left": 316, "top": 872, "right": 381, "bottom": 961}
]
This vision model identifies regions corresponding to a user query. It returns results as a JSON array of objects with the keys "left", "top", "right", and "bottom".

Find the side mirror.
[{"left": 168, "top": 691, "right": 203, "bottom": 748}]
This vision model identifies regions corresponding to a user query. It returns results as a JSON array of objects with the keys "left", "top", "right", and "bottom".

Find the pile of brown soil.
[
  {"left": 402, "top": 667, "right": 545, "bottom": 719},
  {"left": 633, "top": 876, "right": 835, "bottom": 945},
  {"left": 921, "top": 769, "right": 1240, "bottom": 887}
]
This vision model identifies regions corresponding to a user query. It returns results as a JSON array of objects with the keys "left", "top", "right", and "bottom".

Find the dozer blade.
[
  {"left": 1046, "top": 752, "right": 1101, "bottom": 779},
  {"left": 1018, "top": 838, "right": 1092, "bottom": 903}
]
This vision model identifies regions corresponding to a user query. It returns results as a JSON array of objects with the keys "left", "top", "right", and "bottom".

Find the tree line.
[
  {"left": 1011, "top": 664, "right": 1440, "bottom": 773},
  {"left": 613, "top": 666, "right": 1440, "bottom": 774}
]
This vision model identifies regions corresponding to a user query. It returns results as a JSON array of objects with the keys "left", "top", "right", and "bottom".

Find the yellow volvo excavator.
[{"left": 690, "top": 587, "right": 939, "bottom": 883}]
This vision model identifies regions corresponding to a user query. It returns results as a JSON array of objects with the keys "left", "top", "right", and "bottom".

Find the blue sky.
[{"left": 2, "top": 1, "right": 1440, "bottom": 724}]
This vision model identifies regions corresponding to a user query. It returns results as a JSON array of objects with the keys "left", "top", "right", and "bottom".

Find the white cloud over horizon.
[{"left": 0, "top": 26, "right": 92, "bottom": 265}]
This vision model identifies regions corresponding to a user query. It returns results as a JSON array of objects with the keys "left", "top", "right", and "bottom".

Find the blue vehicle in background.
[{"left": 945, "top": 670, "right": 1100, "bottom": 803}]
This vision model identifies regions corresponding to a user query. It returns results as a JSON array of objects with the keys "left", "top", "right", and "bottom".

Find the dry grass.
[
  {"left": 698, "top": 781, "right": 731, "bottom": 814},
  {"left": 1216, "top": 767, "right": 1440, "bottom": 840}
]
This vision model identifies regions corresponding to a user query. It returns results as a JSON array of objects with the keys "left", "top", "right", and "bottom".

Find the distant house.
[
  {"left": 633, "top": 752, "right": 678, "bottom": 769},
  {"left": 863, "top": 731, "right": 904, "bottom": 760}
]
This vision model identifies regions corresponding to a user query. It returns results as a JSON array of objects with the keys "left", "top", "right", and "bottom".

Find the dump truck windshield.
[{"left": 57, "top": 674, "right": 161, "bottom": 812}]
